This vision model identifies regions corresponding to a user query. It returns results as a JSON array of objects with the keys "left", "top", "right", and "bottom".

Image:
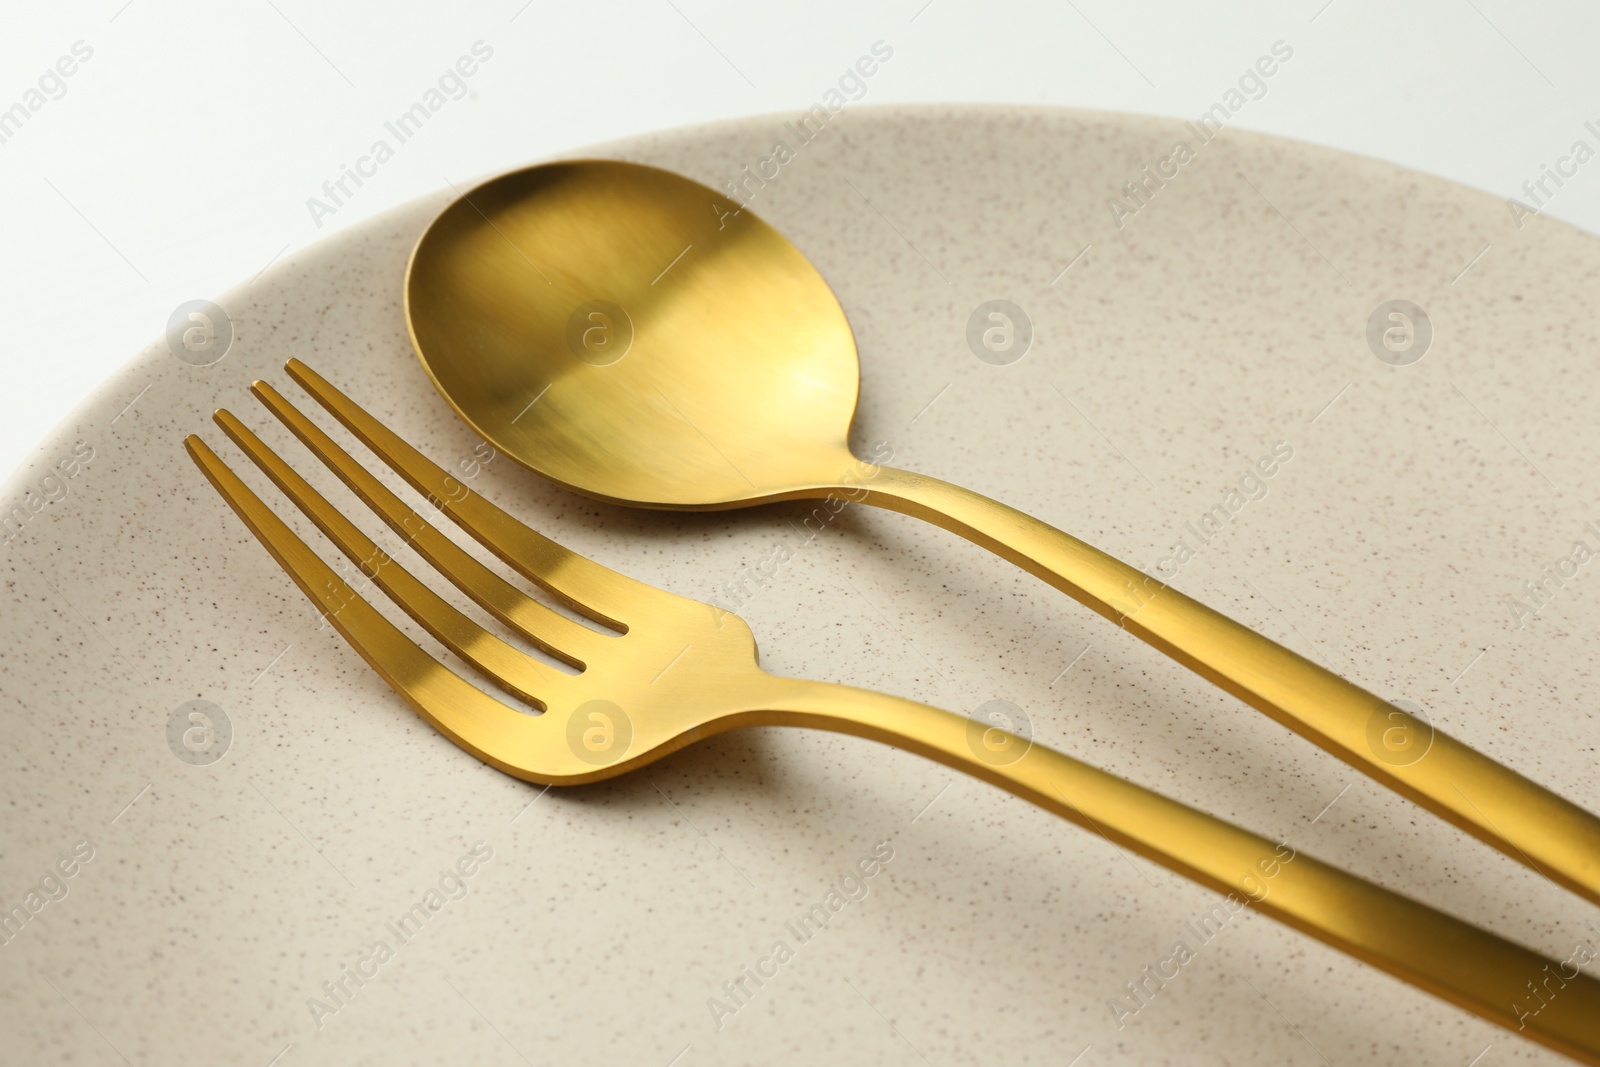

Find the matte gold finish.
[
  {"left": 406, "top": 160, "right": 860, "bottom": 509},
  {"left": 187, "top": 364, "right": 1600, "bottom": 1063},
  {"left": 404, "top": 159, "right": 1600, "bottom": 908}
]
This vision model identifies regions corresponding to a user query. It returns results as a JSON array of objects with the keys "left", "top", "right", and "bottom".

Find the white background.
[{"left": 3, "top": 0, "right": 1597, "bottom": 481}]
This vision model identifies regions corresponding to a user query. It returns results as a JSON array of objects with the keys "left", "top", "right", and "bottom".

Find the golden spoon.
[{"left": 404, "top": 159, "right": 1600, "bottom": 905}]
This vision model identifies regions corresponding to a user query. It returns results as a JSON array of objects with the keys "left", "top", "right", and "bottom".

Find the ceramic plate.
[{"left": 4, "top": 104, "right": 1598, "bottom": 1066}]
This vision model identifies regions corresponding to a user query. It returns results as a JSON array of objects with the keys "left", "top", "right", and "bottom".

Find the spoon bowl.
[{"left": 406, "top": 159, "right": 863, "bottom": 508}]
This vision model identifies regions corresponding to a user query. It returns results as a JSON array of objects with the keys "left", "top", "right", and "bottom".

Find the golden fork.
[{"left": 185, "top": 362, "right": 1600, "bottom": 1063}]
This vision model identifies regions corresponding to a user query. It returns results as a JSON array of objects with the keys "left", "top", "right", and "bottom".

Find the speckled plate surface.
[{"left": 4, "top": 104, "right": 1599, "bottom": 1066}]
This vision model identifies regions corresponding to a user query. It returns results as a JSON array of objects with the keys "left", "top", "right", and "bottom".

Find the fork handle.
[
  {"left": 852, "top": 464, "right": 1600, "bottom": 907},
  {"left": 750, "top": 674, "right": 1600, "bottom": 1062}
]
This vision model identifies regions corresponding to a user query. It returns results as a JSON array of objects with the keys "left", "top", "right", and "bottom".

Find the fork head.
[{"left": 186, "top": 360, "right": 786, "bottom": 784}]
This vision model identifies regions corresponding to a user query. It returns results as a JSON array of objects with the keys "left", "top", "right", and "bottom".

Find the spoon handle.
[
  {"left": 855, "top": 464, "right": 1600, "bottom": 907},
  {"left": 756, "top": 674, "right": 1600, "bottom": 1064}
]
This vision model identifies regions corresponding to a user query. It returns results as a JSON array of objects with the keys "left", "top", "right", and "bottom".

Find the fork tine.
[
  {"left": 212, "top": 408, "right": 568, "bottom": 711},
  {"left": 250, "top": 378, "right": 611, "bottom": 670},
  {"left": 184, "top": 434, "right": 552, "bottom": 779},
  {"left": 285, "top": 358, "right": 648, "bottom": 629}
]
